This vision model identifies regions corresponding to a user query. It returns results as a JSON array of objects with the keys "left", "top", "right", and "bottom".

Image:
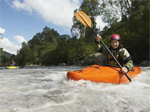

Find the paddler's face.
[{"left": 111, "top": 40, "right": 119, "bottom": 49}]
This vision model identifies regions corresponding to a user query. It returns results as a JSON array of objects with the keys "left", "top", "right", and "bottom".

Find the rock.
[
  {"left": 93, "top": 53, "right": 106, "bottom": 65},
  {"left": 59, "top": 63, "right": 66, "bottom": 66},
  {"left": 139, "top": 60, "right": 150, "bottom": 66}
]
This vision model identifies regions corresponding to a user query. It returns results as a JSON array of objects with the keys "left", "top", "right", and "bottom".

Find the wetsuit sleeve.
[
  {"left": 93, "top": 40, "right": 100, "bottom": 51},
  {"left": 93, "top": 40, "right": 107, "bottom": 54},
  {"left": 120, "top": 48, "right": 134, "bottom": 71}
]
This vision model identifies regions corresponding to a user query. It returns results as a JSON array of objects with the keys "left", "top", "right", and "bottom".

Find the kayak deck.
[
  {"left": 6, "top": 66, "right": 19, "bottom": 69},
  {"left": 67, "top": 65, "right": 141, "bottom": 84}
]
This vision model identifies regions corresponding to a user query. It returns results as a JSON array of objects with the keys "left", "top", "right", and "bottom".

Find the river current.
[{"left": 0, "top": 66, "right": 150, "bottom": 112}]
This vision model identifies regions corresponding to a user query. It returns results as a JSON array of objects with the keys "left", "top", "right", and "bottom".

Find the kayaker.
[
  {"left": 11, "top": 60, "right": 18, "bottom": 66},
  {"left": 94, "top": 34, "right": 133, "bottom": 73}
]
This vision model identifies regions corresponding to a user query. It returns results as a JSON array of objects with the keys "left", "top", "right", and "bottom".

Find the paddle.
[{"left": 75, "top": 11, "right": 131, "bottom": 82}]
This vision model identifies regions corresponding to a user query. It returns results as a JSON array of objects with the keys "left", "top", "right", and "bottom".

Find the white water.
[{"left": 0, "top": 66, "right": 150, "bottom": 112}]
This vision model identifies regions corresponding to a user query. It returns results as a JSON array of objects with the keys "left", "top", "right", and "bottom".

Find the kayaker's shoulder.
[
  {"left": 120, "top": 48, "right": 129, "bottom": 53},
  {"left": 120, "top": 48, "right": 130, "bottom": 56}
]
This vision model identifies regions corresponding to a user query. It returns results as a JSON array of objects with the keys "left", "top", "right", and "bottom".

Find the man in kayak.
[
  {"left": 94, "top": 34, "right": 133, "bottom": 73},
  {"left": 11, "top": 60, "right": 18, "bottom": 66}
]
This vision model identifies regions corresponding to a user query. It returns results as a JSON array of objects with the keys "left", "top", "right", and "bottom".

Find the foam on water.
[{"left": 0, "top": 66, "right": 150, "bottom": 112}]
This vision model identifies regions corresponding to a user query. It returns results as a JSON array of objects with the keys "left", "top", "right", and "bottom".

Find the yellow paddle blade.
[{"left": 75, "top": 11, "right": 92, "bottom": 28}]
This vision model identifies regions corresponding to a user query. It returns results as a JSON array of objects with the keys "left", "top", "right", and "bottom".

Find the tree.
[
  {"left": 99, "top": 0, "right": 150, "bottom": 64},
  {"left": 0, "top": 48, "right": 4, "bottom": 66},
  {"left": 0, "top": 33, "right": 3, "bottom": 66},
  {"left": 124, "top": 3, "right": 149, "bottom": 63},
  {"left": 15, "top": 42, "right": 33, "bottom": 66},
  {"left": 71, "top": 0, "right": 100, "bottom": 43},
  {"left": 12, "top": 0, "right": 149, "bottom": 66}
]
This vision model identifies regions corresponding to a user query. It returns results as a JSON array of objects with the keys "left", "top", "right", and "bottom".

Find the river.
[{"left": 0, "top": 66, "right": 150, "bottom": 112}]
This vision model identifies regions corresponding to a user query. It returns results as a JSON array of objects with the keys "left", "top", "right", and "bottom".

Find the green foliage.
[
  {"left": 0, "top": 48, "right": 4, "bottom": 66},
  {"left": 3, "top": 51, "right": 13, "bottom": 58},
  {"left": 124, "top": 4, "right": 149, "bottom": 63},
  {"left": 0, "top": 49, "right": 15, "bottom": 66},
  {"left": 12, "top": 0, "right": 149, "bottom": 66},
  {"left": 100, "top": 1, "right": 150, "bottom": 64},
  {"left": 0, "top": 50, "right": 16, "bottom": 66},
  {"left": 71, "top": 0, "right": 100, "bottom": 43}
]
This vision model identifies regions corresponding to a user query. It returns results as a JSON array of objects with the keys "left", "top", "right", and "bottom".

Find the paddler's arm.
[
  {"left": 93, "top": 35, "right": 105, "bottom": 53},
  {"left": 120, "top": 48, "right": 134, "bottom": 73}
]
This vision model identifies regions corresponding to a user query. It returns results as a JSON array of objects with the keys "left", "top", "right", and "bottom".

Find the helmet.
[{"left": 109, "top": 34, "right": 120, "bottom": 42}]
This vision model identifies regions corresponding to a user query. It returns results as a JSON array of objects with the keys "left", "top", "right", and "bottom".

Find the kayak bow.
[
  {"left": 6, "top": 66, "right": 19, "bottom": 69},
  {"left": 67, "top": 65, "right": 141, "bottom": 84}
]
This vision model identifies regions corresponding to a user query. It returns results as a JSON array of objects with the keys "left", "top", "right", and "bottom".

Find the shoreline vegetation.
[
  {"left": 0, "top": 0, "right": 149, "bottom": 67},
  {"left": 24, "top": 60, "right": 150, "bottom": 67}
]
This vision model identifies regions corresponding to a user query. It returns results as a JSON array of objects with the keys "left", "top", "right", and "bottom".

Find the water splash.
[{"left": 0, "top": 66, "right": 150, "bottom": 112}]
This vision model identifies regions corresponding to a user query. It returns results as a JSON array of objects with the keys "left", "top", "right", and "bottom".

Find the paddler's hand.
[
  {"left": 96, "top": 35, "right": 102, "bottom": 42},
  {"left": 120, "top": 67, "right": 128, "bottom": 73}
]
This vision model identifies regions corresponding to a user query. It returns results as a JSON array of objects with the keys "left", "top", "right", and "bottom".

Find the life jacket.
[{"left": 107, "top": 48, "right": 124, "bottom": 66}]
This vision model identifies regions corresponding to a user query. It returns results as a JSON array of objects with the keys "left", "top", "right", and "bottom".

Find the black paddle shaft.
[{"left": 91, "top": 28, "right": 131, "bottom": 82}]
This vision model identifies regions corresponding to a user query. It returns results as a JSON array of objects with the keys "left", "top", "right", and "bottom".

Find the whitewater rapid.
[{"left": 0, "top": 66, "right": 150, "bottom": 112}]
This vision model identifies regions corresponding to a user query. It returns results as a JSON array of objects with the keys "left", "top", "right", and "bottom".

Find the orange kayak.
[{"left": 67, "top": 65, "right": 141, "bottom": 84}]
